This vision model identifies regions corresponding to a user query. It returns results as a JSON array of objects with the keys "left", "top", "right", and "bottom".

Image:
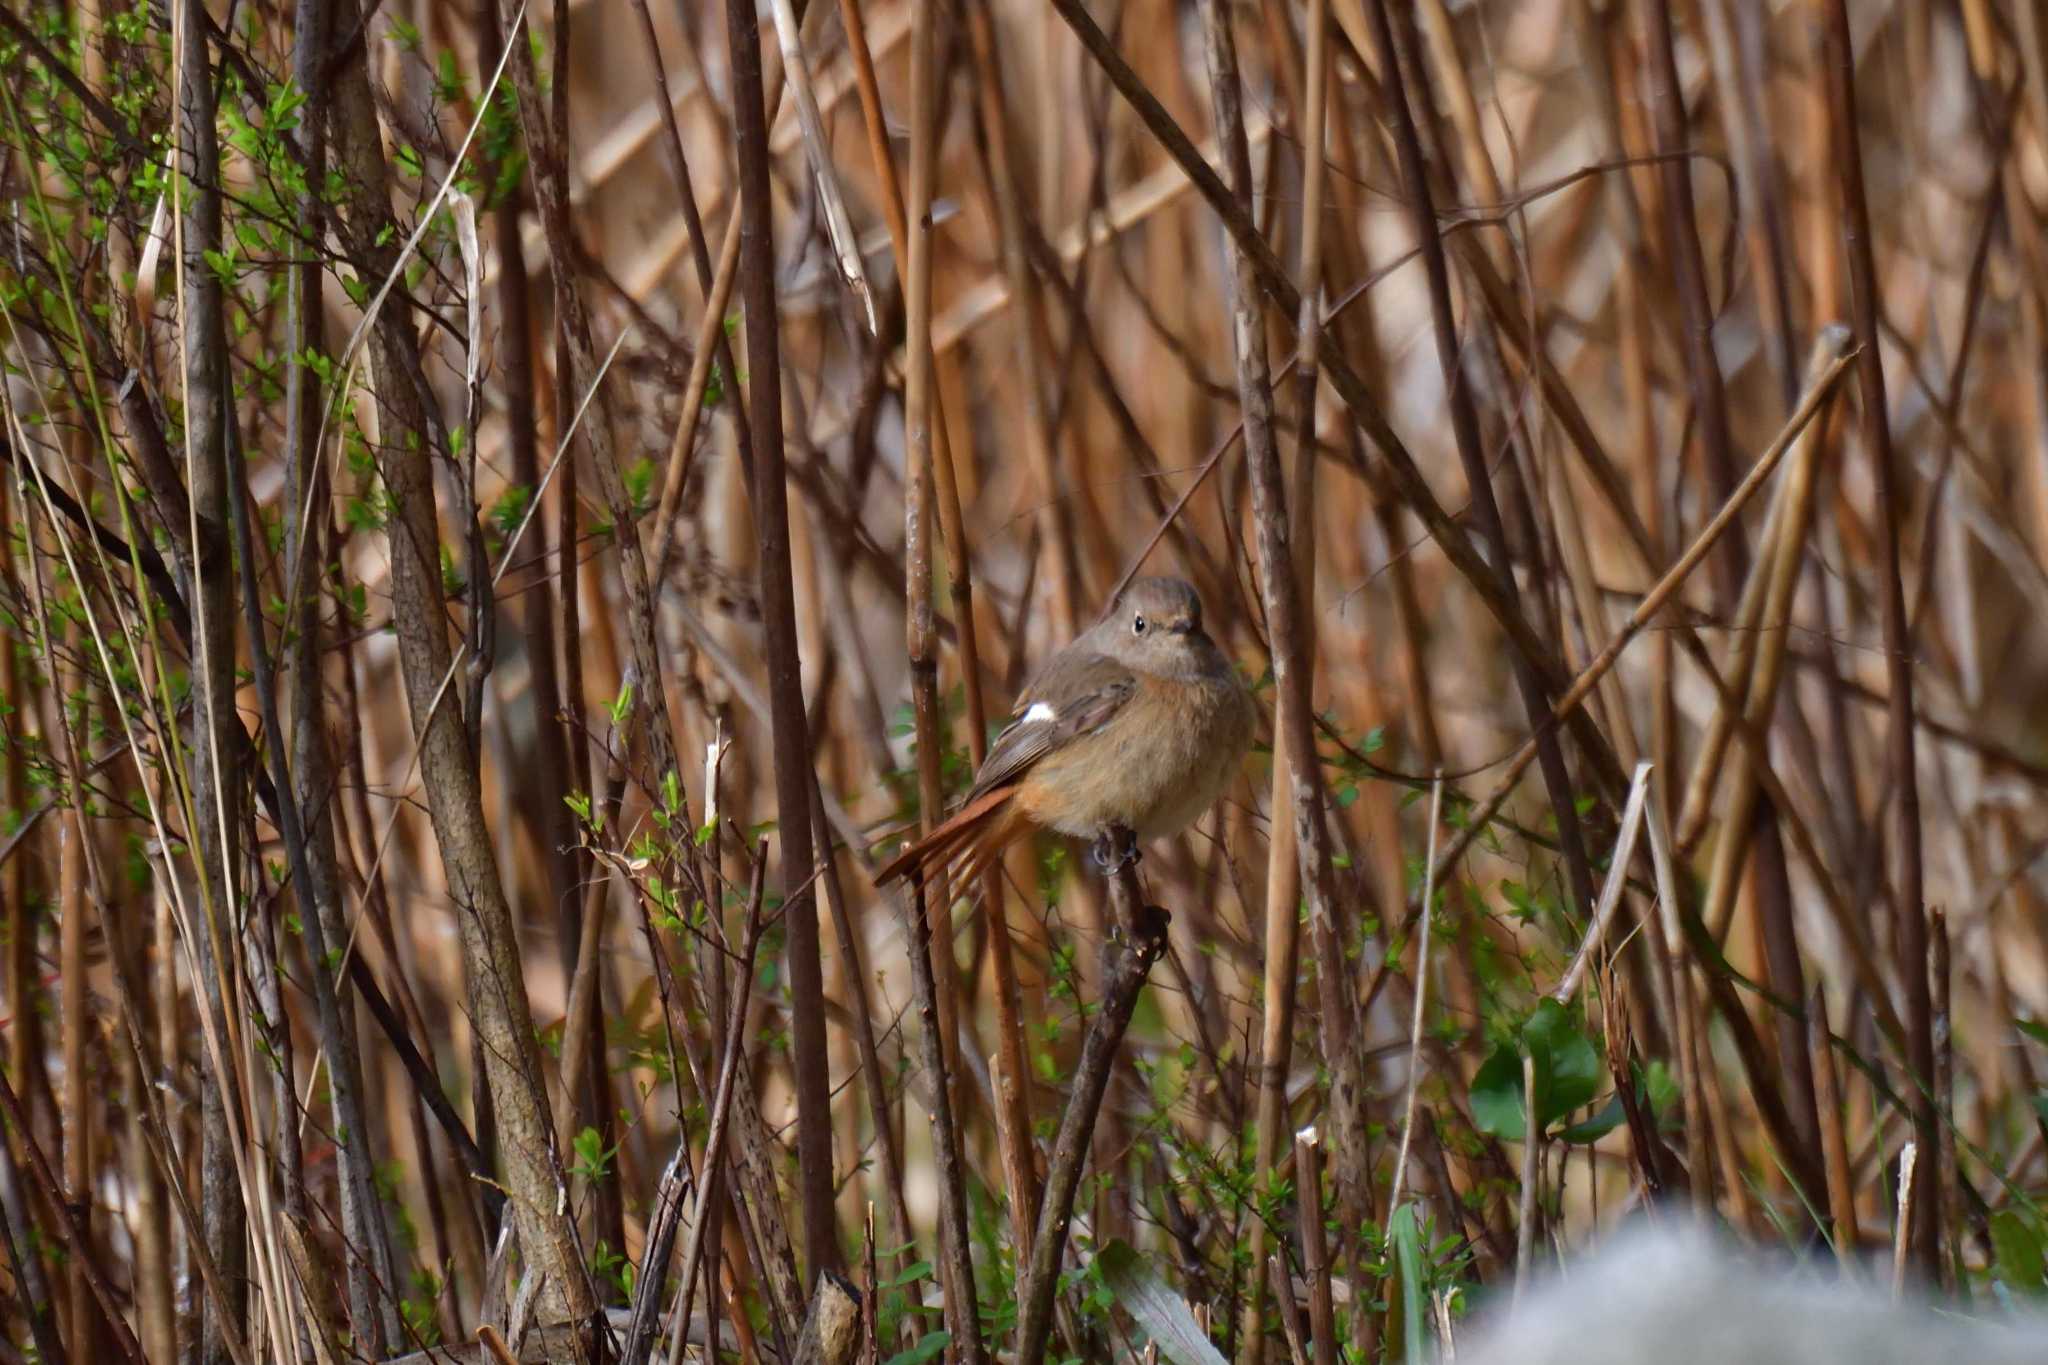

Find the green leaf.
[
  {"left": 1470, "top": 1046, "right": 1529, "bottom": 1140},
  {"left": 1525, "top": 1000, "right": 1601, "bottom": 1117},
  {"left": 1471, "top": 998, "right": 1603, "bottom": 1139},
  {"left": 2017, "top": 1018, "right": 2048, "bottom": 1048},
  {"left": 1096, "top": 1240, "right": 1226, "bottom": 1365},
  {"left": 882, "top": 1330, "right": 950, "bottom": 1365},
  {"left": 885, "top": 1259, "right": 933, "bottom": 1289},
  {"left": 1389, "top": 1204, "right": 1429, "bottom": 1364}
]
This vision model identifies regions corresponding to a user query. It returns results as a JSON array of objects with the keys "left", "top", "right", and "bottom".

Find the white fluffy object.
[{"left": 1460, "top": 1222, "right": 2048, "bottom": 1365}]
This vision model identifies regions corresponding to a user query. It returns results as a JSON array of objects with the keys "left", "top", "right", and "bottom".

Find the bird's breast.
[{"left": 1019, "top": 669, "right": 1255, "bottom": 840}]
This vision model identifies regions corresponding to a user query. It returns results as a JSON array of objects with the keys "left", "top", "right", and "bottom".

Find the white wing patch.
[{"left": 1022, "top": 701, "right": 1057, "bottom": 724}]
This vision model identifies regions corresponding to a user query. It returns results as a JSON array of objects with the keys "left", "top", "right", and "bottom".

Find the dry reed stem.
[
  {"left": 1245, "top": 0, "right": 1331, "bottom": 1349},
  {"left": 1389, "top": 775, "right": 1445, "bottom": 1217},
  {"left": 1809, "top": 985, "right": 1862, "bottom": 1265}
]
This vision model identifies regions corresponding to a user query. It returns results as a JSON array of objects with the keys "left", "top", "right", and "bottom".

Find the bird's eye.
[{"left": 1132, "top": 614, "right": 1148, "bottom": 635}]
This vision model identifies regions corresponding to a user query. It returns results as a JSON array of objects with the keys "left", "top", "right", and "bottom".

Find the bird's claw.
[{"left": 1090, "top": 829, "right": 1141, "bottom": 874}]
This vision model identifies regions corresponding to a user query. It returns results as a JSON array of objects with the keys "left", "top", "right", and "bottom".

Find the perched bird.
[{"left": 876, "top": 576, "right": 1256, "bottom": 894}]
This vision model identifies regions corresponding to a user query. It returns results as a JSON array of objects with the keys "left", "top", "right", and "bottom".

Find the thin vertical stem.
[
  {"left": 723, "top": 0, "right": 838, "bottom": 1282},
  {"left": 899, "top": 0, "right": 985, "bottom": 1349},
  {"left": 1247, "top": 0, "right": 1330, "bottom": 1351},
  {"left": 1822, "top": 0, "right": 1935, "bottom": 1276},
  {"left": 1514, "top": 1052, "right": 1540, "bottom": 1302}
]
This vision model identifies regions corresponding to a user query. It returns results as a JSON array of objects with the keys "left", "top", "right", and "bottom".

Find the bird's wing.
[{"left": 968, "top": 652, "right": 1136, "bottom": 799}]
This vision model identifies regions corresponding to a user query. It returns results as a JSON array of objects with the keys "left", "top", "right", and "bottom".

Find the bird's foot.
[{"left": 1090, "top": 828, "right": 1141, "bottom": 875}]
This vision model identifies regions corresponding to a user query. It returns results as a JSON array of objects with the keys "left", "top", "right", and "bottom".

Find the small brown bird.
[{"left": 876, "top": 576, "right": 1256, "bottom": 892}]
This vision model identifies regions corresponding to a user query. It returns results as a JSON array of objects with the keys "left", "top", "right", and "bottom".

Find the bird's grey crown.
[{"left": 1111, "top": 575, "right": 1202, "bottom": 628}]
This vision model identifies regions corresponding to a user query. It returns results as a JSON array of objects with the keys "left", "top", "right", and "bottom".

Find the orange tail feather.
[{"left": 873, "top": 785, "right": 1032, "bottom": 893}]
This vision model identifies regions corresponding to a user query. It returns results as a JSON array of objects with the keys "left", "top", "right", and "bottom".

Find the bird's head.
[{"left": 1093, "top": 576, "right": 1220, "bottom": 675}]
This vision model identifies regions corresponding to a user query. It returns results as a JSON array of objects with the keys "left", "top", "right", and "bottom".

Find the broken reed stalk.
[
  {"left": 1672, "top": 498, "right": 1791, "bottom": 852},
  {"left": 1295, "top": 1130, "right": 1339, "bottom": 1365},
  {"left": 767, "top": 0, "right": 874, "bottom": 334},
  {"left": 1697, "top": 328, "right": 1856, "bottom": 937},
  {"left": 649, "top": 210, "right": 742, "bottom": 582},
  {"left": 1553, "top": 764, "right": 1655, "bottom": 1007},
  {"left": 1892, "top": 1142, "right": 1919, "bottom": 1299},
  {"left": 1823, "top": 0, "right": 1937, "bottom": 1277},
  {"left": 1647, "top": 794, "right": 1715, "bottom": 1220},
  {"left": 791, "top": 1272, "right": 863, "bottom": 1365},
  {"left": 1016, "top": 855, "right": 1168, "bottom": 1365}
]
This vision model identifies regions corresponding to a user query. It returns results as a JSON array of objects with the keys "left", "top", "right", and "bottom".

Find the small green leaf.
[{"left": 882, "top": 1330, "right": 950, "bottom": 1365}]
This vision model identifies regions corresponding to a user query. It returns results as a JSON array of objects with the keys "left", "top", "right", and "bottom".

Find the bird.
[{"left": 875, "top": 575, "right": 1256, "bottom": 895}]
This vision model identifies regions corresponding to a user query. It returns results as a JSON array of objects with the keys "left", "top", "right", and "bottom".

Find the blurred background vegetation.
[{"left": 3, "top": 0, "right": 2048, "bottom": 1360}]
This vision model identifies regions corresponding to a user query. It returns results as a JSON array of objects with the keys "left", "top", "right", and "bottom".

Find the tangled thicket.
[{"left": 4, "top": 0, "right": 2048, "bottom": 1361}]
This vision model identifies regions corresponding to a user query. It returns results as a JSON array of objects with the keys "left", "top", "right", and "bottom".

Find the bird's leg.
[{"left": 1091, "top": 827, "right": 1141, "bottom": 874}]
